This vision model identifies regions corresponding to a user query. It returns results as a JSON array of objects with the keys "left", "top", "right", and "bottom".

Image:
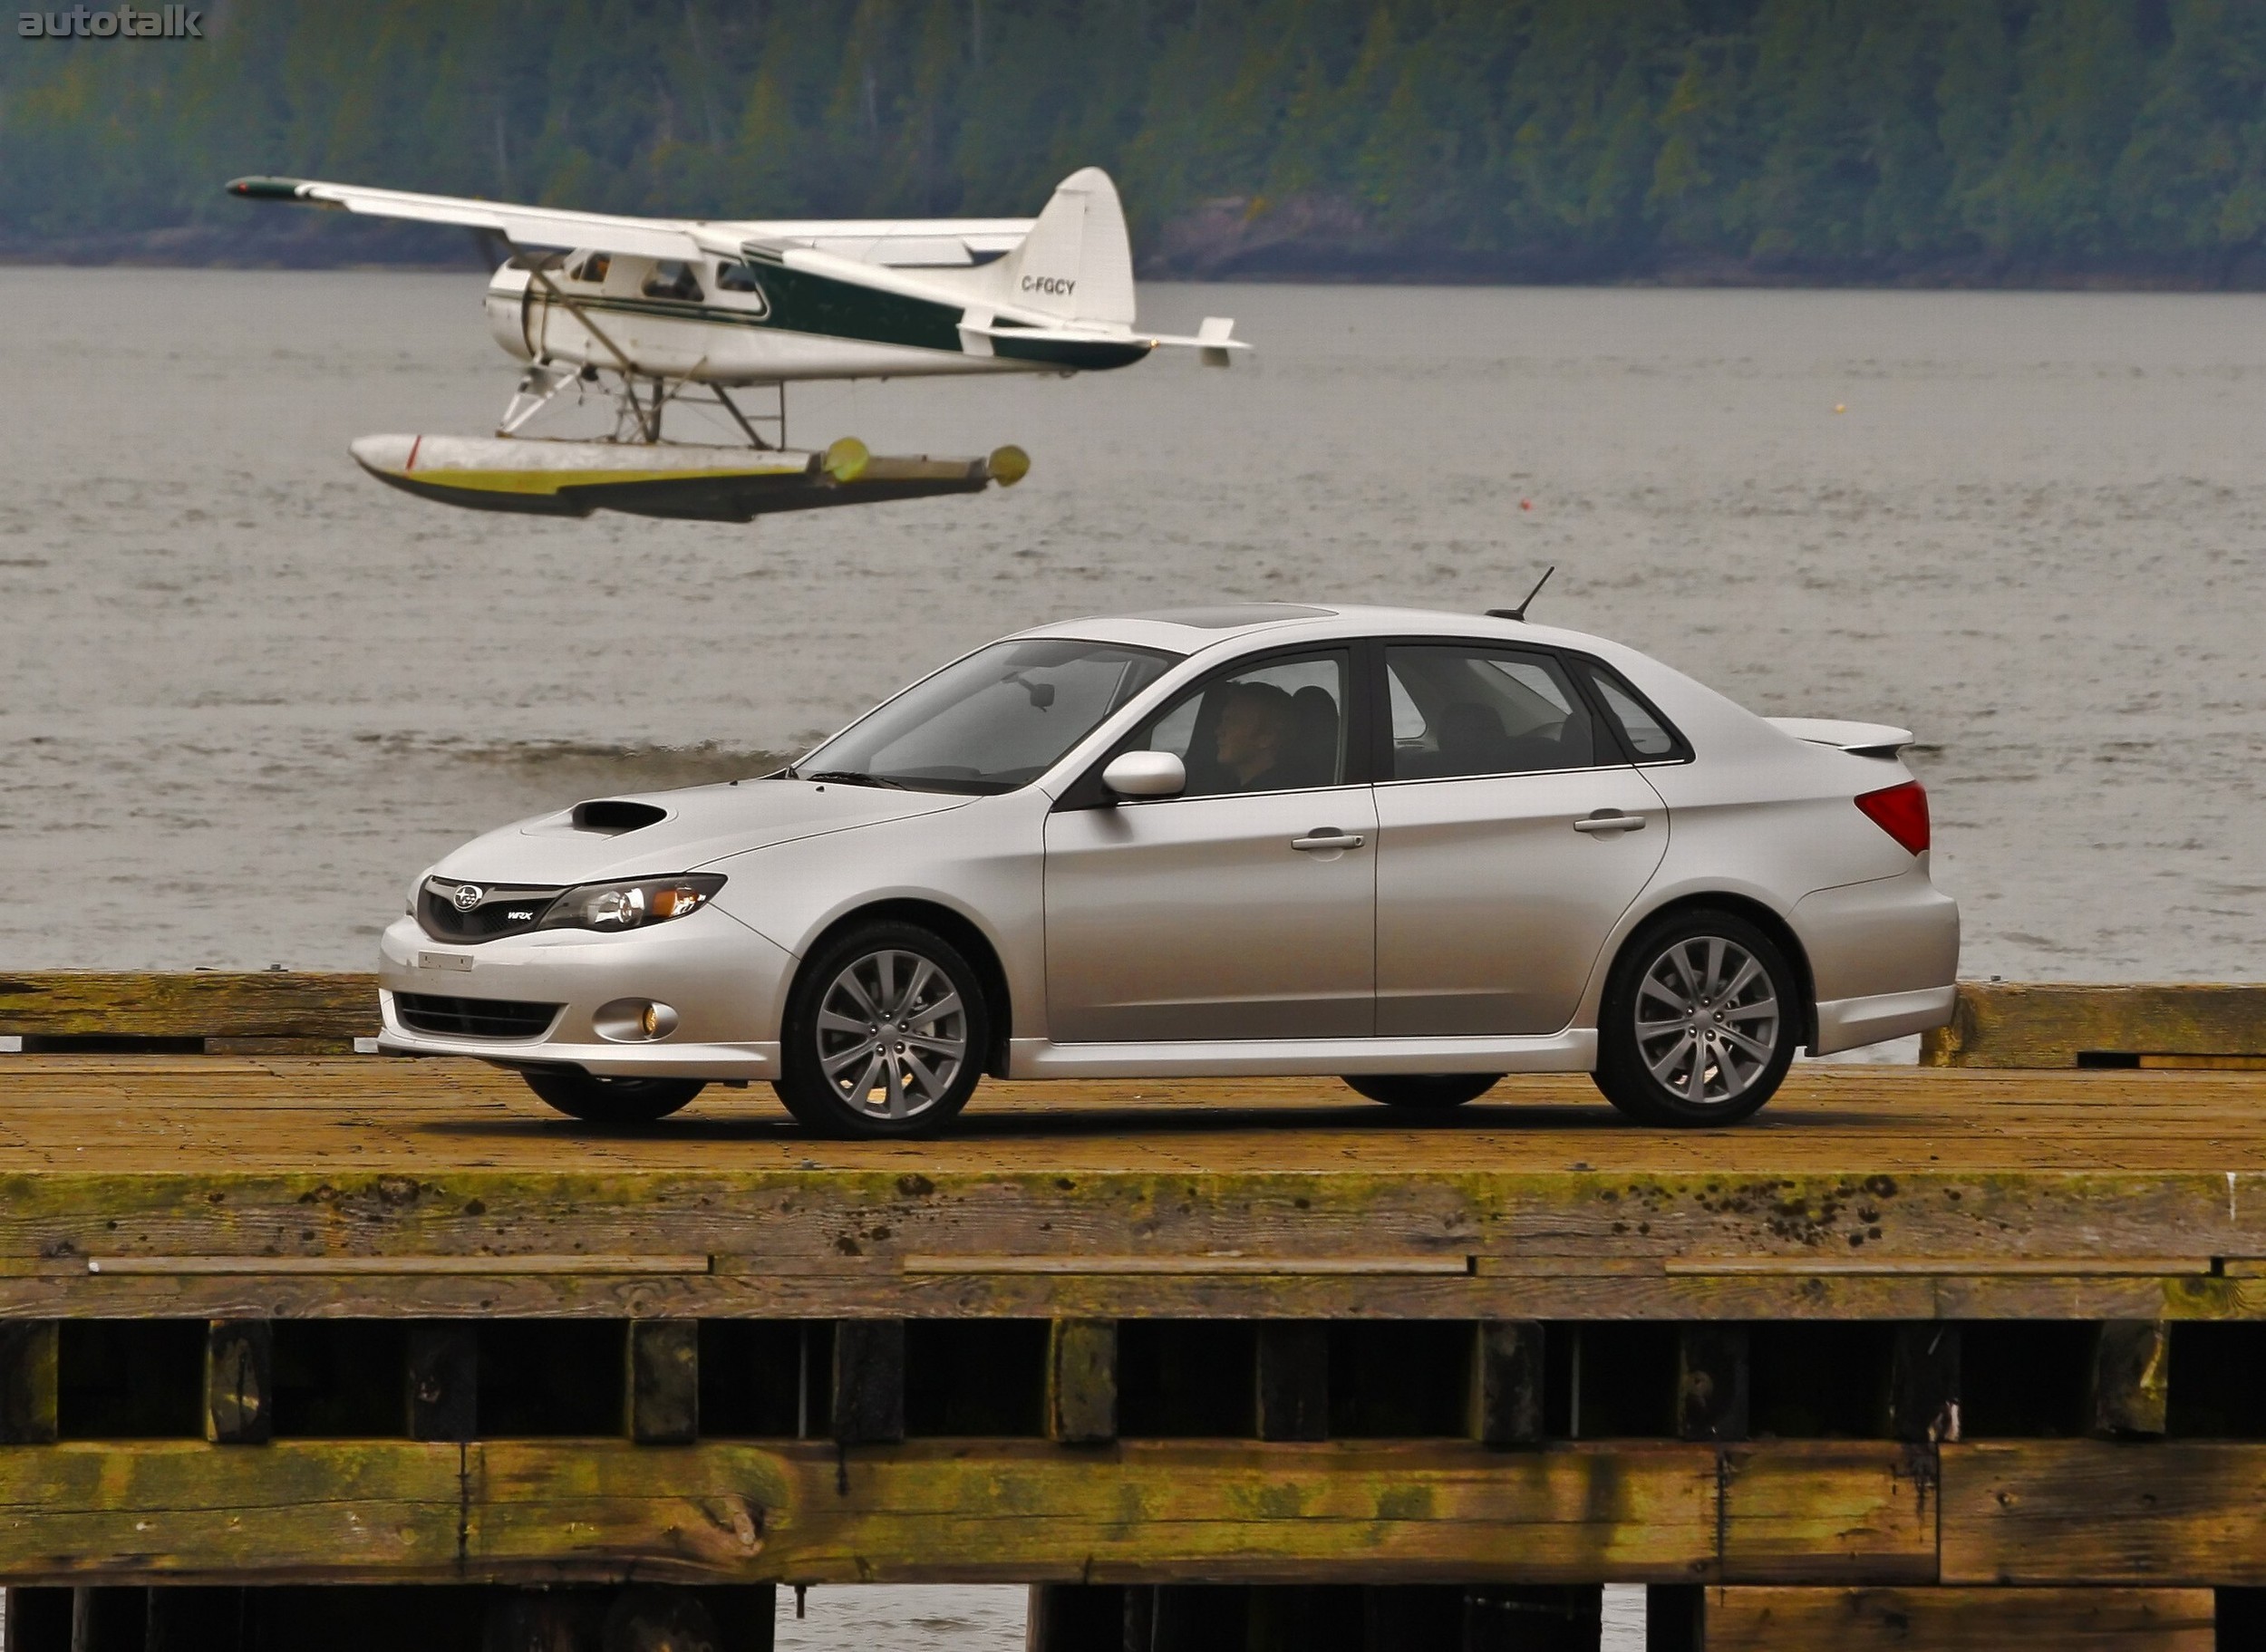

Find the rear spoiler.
[{"left": 1766, "top": 717, "right": 1915, "bottom": 758}]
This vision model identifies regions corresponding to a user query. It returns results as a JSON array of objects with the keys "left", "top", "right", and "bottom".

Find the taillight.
[{"left": 1854, "top": 780, "right": 1930, "bottom": 855}]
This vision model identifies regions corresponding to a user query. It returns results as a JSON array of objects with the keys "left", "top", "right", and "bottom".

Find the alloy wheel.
[
  {"left": 813, "top": 947, "right": 971, "bottom": 1121},
  {"left": 1631, "top": 934, "right": 1781, "bottom": 1109}
]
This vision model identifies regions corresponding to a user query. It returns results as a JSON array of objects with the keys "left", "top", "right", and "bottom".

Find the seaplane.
[{"left": 227, "top": 167, "right": 1245, "bottom": 521}]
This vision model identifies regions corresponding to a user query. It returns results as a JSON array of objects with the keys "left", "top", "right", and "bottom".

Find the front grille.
[
  {"left": 394, "top": 993, "right": 562, "bottom": 1040},
  {"left": 419, "top": 878, "right": 564, "bottom": 942}
]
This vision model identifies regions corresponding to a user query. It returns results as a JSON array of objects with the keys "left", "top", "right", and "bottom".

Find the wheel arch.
[
  {"left": 1611, "top": 892, "right": 1820, "bottom": 1050},
  {"left": 797, "top": 898, "right": 1015, "bottom": 1077}
]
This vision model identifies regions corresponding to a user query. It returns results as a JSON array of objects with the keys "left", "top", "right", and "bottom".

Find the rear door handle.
[
  {"left": 1572, "top": 811, "right": 1647, "bottom": 834},
  {"left": 1292, "top": 830, "right": 1366, "bottom": 851}
]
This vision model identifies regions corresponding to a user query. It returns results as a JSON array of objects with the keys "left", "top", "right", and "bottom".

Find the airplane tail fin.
[{"left": 992, "top": 168, "right": 1137, "bottom": 328}]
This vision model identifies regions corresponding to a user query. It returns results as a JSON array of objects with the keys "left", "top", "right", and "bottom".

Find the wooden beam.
[
  {"left": 1888, "top": 1323, "right": 1961, "bottom": 1444},
  {"left": 1470, "top": 1322, "right": 1545, "bottom": 1449},
  {"left": 203, "top": 1319, "right": 272, "bottom": 1445},
  {"left": 0, "top": 1321, "right": 57, "bottom": 1445},
  {"left": 626, "top": 1320, "right": 700, "bottom": 1445},
  {"left": 1678, "top": 1327, "right": 1749, "bottom": 1443},
  {"left": 2090, "top": 1322, "right": 2170, "bottom": 1437},
  {"left": 1922, "top": 982, "right": 2266, "bottom": 1068},
  {"left": 0, "top": 972, "right": 376, "bottom": 1039},
  {"left": 1700, "top": 1586, "right": 2213, "bottom": 1650},
  {"left": 1255, "top": 1323, "right": 1329, "bottom": 1443},
  {"left": 0, "top": 1438, "right": 1951, "bottom": 1587},
  {"left": 1942, "top": 1440, "right": 2266, "bottom": 1584},
  {"left": 1047, "top": 1319, "right": 1117, "bottom": 1445},
  {"left": 405, "top": 1324, "right": 476, "bottom": 1443},
  {"left": 832, "top": 1319, "right": 905, "bottom": 1445}
]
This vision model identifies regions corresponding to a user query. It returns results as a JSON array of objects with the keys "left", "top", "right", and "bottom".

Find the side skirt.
[{"left": 1005, "top": 1030, "right": 1596, "bottom": 1080}]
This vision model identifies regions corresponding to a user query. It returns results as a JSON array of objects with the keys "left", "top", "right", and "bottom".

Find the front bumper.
[{"left": 375, "top": 908, "right": 791, "bottom": 1079}]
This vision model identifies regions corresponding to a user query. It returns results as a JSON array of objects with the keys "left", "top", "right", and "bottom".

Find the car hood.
[{"left": 426, "top": 779, "right": 973, "bottom": 886}]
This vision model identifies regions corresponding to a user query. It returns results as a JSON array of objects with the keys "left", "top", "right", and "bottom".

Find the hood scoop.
[{"left": 570, "top": 798, "right": 669, "bottom": 835}]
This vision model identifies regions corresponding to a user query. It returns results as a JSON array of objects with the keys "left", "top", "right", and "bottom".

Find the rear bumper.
[{"left": 1813, "top": 984, "right": 1958, "bottom": 1056}]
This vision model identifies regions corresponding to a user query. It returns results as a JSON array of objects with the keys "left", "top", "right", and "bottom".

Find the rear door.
[{"left": 1372, "top": 642, "right": 1667, "bottom": 1037}]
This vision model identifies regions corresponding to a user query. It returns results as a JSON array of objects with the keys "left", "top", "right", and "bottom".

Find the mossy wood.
[
  {"left": 1922, "top": 983, "right": 2266, "bottom": 1068},
  {"left": 1700, "top": 1586, "right": 2215, "bottom": 1650},
  {"left": 0, "top": 972, "right": 375, "bottom": 1039}
]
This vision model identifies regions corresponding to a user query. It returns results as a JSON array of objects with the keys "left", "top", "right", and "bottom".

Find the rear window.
[{"left": 1581, "top": 662, "right": 1690, "bottom": 761}]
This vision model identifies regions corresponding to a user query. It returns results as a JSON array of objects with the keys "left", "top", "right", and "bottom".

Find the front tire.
[
  {"left": 774, "top": 920, "right": 990, "bottom": 1139},
  {"left": 521, "top": 1068, "right": 705, "bottom": 1125},
  {"left": 1341, "top": 1074, "right": 1503, "bottom": 1109},
  {"left": 1593, "top": 910, "right": 1799, "bottom": 1127}
]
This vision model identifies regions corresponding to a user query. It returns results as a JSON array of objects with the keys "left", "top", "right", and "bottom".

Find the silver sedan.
[{"left": 377, "top": 604, "right": 1958, "bottom": 1135}]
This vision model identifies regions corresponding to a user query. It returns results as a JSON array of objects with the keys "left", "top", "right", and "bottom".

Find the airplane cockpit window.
[
  {"left": 641, "top": 260, "right": 705, "bottom": 302},
  {"left": 569, "top": 253, "right": 610, "bottom": 285},
  {"left": 716, "top": 262, "right": 764, "bottom": 294}
]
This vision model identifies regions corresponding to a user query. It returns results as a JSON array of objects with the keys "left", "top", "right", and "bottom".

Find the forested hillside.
[{"left": 5, "top": 0, "right": 2265, "bottom": 282}]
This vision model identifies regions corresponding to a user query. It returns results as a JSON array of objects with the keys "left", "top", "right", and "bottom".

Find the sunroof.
[{"left": 1119, "top": 604, "right": 1333, "bottom": 629}]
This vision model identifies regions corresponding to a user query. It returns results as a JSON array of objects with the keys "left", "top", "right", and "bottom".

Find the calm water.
[
  {"left": 1, "top": 271, "right": 2259, "bottom": 976},
  {"left": 2, "top": 271, "right": 2261, "bottom": 1650}
]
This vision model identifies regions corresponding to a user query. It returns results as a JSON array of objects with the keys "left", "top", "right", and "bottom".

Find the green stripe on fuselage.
[{"left": 549, "top": 266, "right": 1148, "bottom": 372}]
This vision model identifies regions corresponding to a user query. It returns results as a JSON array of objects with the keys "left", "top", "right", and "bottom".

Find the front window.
[
  {"left": 1121, "top": 651, "right": 1350, "bottom": 797},
  {"left": 795, "top": 640, "right": 1179, "bottom": 794}
]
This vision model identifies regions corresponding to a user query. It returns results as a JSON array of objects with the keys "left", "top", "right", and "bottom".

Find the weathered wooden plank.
[
  {"left": 1046, "top": 1319, "right": 1117, "bottom": 1445},
  {"left": 202, "top": 1319, "right": 271, "bottom": 1444},
  {"left": 627, "top": 1320, "right": 699, "bottom": 1445},
  {"left": 0, "top": 1438, "right": 1945, "bottom": 1587},
  {"left": 1700, "top": 1586, "right": 2213, "bottom": 1649},
  {"left": 0, "top": 1321, "right": 57, "bottom": 1445},
  {"left": 0, "top": 973, "right": 376, "bottom": 1039},
  {"left": 1718, "top": 1444, "right": 1939, "bottom": 1584},
  {"left": 0, "top": 1441, "right": 464, "bottom": 1582},
  {"left": 1922, "top": 982, "right": 2266, "bottom": 1068},
  {"left": 1942, "top": 1441, "right": 2266, "bottom": 1584},
  {"left": 2089, "top": 1322, "right": 2170, "bottom": 1437},
  {"left": 1470, "top": 1322, "right": 1545, "bottom": 1449}
]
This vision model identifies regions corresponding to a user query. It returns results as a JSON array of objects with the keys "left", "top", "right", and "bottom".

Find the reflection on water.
[{"left": 0, "top": 271, "right": 2257, "bottom": 976}]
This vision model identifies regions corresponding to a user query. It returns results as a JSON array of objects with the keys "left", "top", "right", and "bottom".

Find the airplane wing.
[{"left": 228, "top": 177, "right": 1033, "bottom": 267}]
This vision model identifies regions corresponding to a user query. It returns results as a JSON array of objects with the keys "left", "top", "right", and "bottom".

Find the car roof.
[{"left": 1011, "top": 602, "right": 1618, "bottom": 660}]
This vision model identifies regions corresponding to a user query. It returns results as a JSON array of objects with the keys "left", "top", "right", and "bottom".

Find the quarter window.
[
  {"left": 1583, "top": 664, "right": 1686, "bottom": 759},
  {"left": 1385, "top": 645, "right": 1599, "bottom": 779},
  {"left": 717, "top": 261, "right": 765, "bottom": 294},
  {"left": 1125, "top": 652, "right": 1350, "bottom": 798}
]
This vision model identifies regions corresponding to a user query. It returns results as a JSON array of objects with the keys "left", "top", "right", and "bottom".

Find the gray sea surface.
[
  {"left": 1, "top": 271, "right": 2261, "bottom": 1652},
  {"left": 1, "top": 271, "right": 2259, "bottom": 977}
]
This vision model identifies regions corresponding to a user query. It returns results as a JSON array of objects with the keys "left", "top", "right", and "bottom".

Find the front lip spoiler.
[{"left": 375, "top": 1024, "right": 781, "bottom": 1080}]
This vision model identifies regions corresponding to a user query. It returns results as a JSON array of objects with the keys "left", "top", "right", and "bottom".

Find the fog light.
[{"left": 595, "top": 999, "right": 679, "bottom": 1041}]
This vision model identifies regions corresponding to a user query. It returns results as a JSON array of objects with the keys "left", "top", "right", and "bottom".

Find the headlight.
[{"left": 535, "top": 874, "right": 726, "bottom": 932}]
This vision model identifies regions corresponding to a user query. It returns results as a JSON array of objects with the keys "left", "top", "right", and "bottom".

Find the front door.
[
  {"left": 1373, "top": 642, "right": 1668, "bottom": 1036},
  {"left": 1044, "top": 649, "right": 1375, "bottom": 1042}
]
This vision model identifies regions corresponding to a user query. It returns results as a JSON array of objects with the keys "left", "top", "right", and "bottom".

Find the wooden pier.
[{"left": 0, "top": 973, "right": 2263, "bottom": 1649}]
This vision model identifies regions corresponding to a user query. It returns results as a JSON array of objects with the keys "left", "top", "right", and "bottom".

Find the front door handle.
[
  {"left": 1292, "top": 829, "right": 1366, "bottom": 852},
  {"left": 1572, "top": 811, "right": 1647, "bottom": 835}
]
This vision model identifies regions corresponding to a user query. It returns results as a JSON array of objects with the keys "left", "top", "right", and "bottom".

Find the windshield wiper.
[{"left": 799, "top": 769, "right": 908, "bottom": 790}]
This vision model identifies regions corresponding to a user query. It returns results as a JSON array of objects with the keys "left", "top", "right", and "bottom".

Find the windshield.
[{"left": 795, "top": 639, "right": 1181, "bottom": 794}]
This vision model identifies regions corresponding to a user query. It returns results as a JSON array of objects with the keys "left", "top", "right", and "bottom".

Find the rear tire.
[
  {"left": 1593, "top": 909, "right": 1799, "bottom": 1127},
  {"left": 521, "top": 1068, "right": 705, "bottom": 1125},
  {"left": 1341, "top": 1073, "right": 1502, "bottom": 1109},
  {"left": 773, "top": 920, "right": 990, "bottom": 1139}
]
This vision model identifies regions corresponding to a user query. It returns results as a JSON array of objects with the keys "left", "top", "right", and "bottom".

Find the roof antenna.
[{"left": 1488, "top": 565, "right": 1554, "bottom": 622}]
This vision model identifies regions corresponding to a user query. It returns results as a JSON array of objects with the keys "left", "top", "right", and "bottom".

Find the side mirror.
[{"left": 1101, "top": 750, "right": 1186, "bottom": 799}]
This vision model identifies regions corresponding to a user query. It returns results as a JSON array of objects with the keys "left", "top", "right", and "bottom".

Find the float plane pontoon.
[{"left": 228, "top": 168, "right": 1245, "bottom": 521}]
